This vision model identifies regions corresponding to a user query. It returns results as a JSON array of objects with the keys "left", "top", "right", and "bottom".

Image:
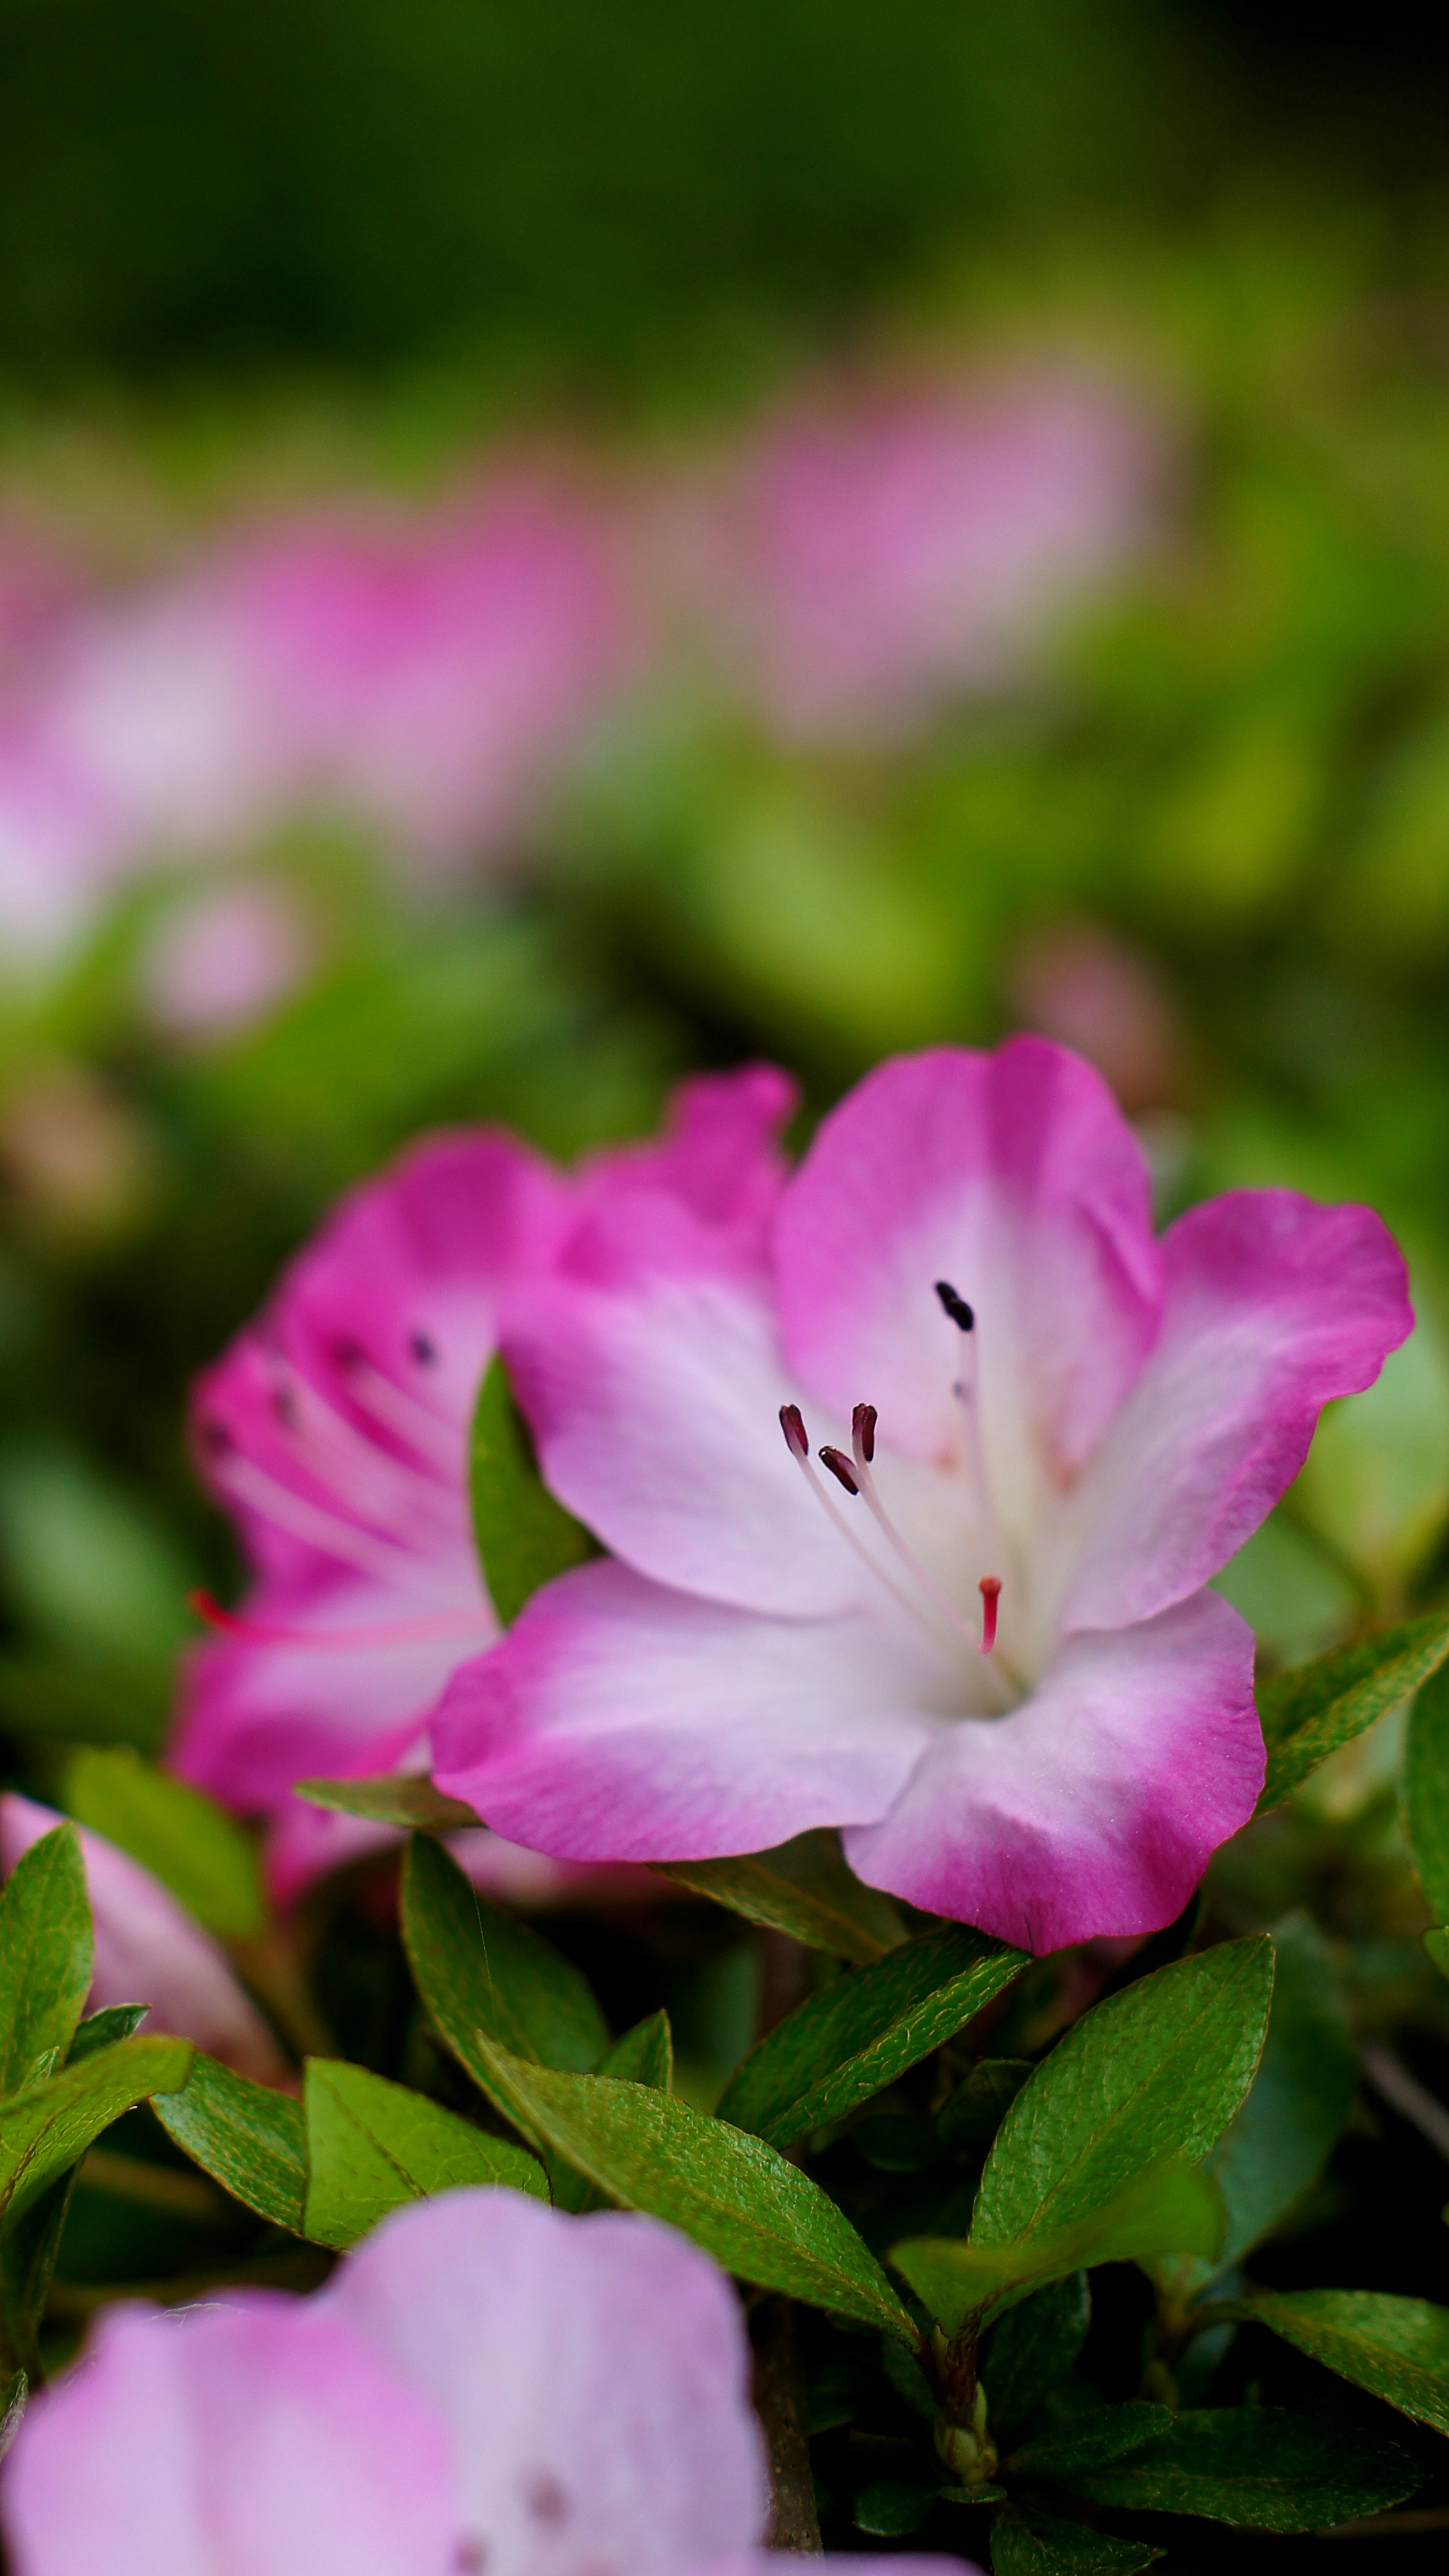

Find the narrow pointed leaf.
[
  {"left": 1228, "top": 2288, "right": 1449, "bottom": 2438},
  {"left": 1064, "top": 2407, "right": 1419, "bottom": 2529},
  {"left": 465, "top": 2030, "right": 917, "bottom": 2344},
  {"left": 153, "top": 2050, "right": 307, "bottom": 2234},
  {"left": 991, "top": 2501, "right": 1162, "bottom": 2574},
  {"left": 893, "top": 2156, "right": 1223, "bottom": 2332},
  {"left": 67, "top": 2004, "right": 149, "bottom": 2061},
  {"left": 1257, "top": 1609, "right": 1449, "bottom": 1812},
  {"left": 983, "top": 2274, "right": 1091, "bottom": 2433},
  {"left": 1008, "top": 2403, "right": 1174, "bottom": 2478},
  {"left": 0, "top": 1824, "right": 92, "bottom": 2098},
  {"left": 303, "top": 2059, "right": 546, "bottom": 2249},
  {"left": 937, "top": 2058, "right": 1033, "bottom": 2150},
  {"left": 1403, "top": 1658, "right": 1449, "bottom": 1921},
  {"left": 297, "top": 1775, "right": 481, "bottom": 1831},
  {"left": 63, "top": 1747, "right": 266, "bottom": 1939},
  {"left": 470, "top": 1353, "right": 598, "bottom": 1626},
  {"left": 596, "top": 2009, "right": 673, "bottom": 2090},
  {"left": 1203, "top": 1912, "right": 1355, "bottom": 2268},
  {"left": 0, "top": 2037, "right": 192, "bottom": 2233},
  {"left": 655, "top": 1830, "right": 906, "bottom": 1963},
  {"left": 402, "top": 1834, "right": 609, "bottom": 2074},
  {"left": 717, "top": 1924, "right": 1024, "bottom": 2145}
]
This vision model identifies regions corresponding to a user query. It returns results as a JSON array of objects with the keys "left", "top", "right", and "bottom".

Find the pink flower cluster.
[
  {"left": 177, "top": 1037, "right": 1410, "bottom": 1952},
  {"left": 0, "top": 367, "right": 1155, "bottom": 979},
  {"left": 0, "top": 2184, "right": 974, "bottom": 2576}
]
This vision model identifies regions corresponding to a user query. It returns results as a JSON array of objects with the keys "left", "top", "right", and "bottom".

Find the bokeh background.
[{"left": 4, "top": 0, "right": 1449, "bottom": 1812}]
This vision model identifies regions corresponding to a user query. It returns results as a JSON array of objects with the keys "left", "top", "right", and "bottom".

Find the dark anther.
[
  {"left": 523, "top": 2472, "right": 570, "bottom": 2527},
  {"left": 852, "top": 1401, "right": 877, "bottom": 1463},
  {"left": 935, "top": 1280, "right": 975, "bottom": 1332},
  {"left": 818, "top": 1446, "right": 860, "bottom": 1496},
  {"left": 779, "top": 1403, "right": 809, "bottom": 1460},
  {"left": 409, "top": 1329, "right": 437, "bottom": 1366},
  {"left": 198, "top": 1420, "right": 232, "bottom": 1457}
]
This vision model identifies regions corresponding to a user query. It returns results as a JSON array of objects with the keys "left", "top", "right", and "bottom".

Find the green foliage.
[
  {"left": 1006, "top": 2404, "right": 1173, "bottom": 2478},
  {"left": 0, "top": 2038, "right": 193, "bottom": 2236},
  {"left": 1257, "top": 1609, "right": 1449, "bottom": 1812},
  {"left": 1200, "top": 1912, "right": 1356, "bottom": 2269},
  {"left": 297, "top": 1775, "right": 481, "bottom": 1832},
  {"left": 1403, "top": 1657, "right": 1449, "bottom": 1922},
  {"left": 1230, "top": 2288, "right": 1449, "bottom": 2438},
  {"left": 596, "top": 2010, "right": 674, "bottom": 2090},
  {"left": 62, "top": 1748, "right": 266, "bottom": 1940},
  {"left": 469, "top": 1354, "right": 597, "bottom": 1627},
  {"left": 893, "top": 1941, "right": 1271, "bottom": 2330},
  {"left": 153, "top": 2051, "right": 308, "bottom": 2235},
  {"left": 463, "top": 2030, "right": 918, "bottom": 2343},
  {"left": 302, "top": 2058, "right": 546, "bottom": 2249},
  {"left": 991, "top": 2503, "right": 1162, "bottom": 2574},
  {"left": 0, "top": 1824, "right": 92, "bottom": 2097},
  {"left": 401, "top": 1832, "right": 610, "bottom": 2073},
  {"left": 716, "top": 1924, "right": 1025, "bottom": 2145},
  {"left": 67, "top": 2004, "right": 150, "bottom": 2059},
  {"left": 1063, "top": 2407, "right": 1420, "bottom": 2529},
  {"left": 655, "top": 1831, "right": 906, "bottom": 1962},
  {"left": 981, "top": 2275, "right": 1091, "bottom": 2434},
  {"left": 937, "top": 2060, "right": 1034, "bottom": 2150}
]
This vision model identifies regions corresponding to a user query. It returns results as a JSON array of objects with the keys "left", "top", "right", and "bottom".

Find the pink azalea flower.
[
  {"left": 0, "top": 1794, "right": 286, "bottom": 2085},
  {"left": 172, "top": 1070, "right": 795, "bottom": 1907},
  {"left": 431, "top": 1037, "right": 1412, "bottom": 1954},
  {"left": 690, "top": 373, "right": 1155, "bottom": 743},
  {"left": 0, "top": 2186, "right": 977, "bottom": 2576}
]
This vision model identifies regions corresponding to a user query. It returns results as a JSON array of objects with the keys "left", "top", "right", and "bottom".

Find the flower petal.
[
  {"left": 1058, "top": 1189, "right": 1415, "bottom": 1631},
  {"left": 844, "top": 1589, "right": 1262, "bottom": 1952},
  {"left": 432, "top": 1558, "right": 940, "bottom": 1860},
  {"left": 1, "top": 2299, "right": 455, "bottom": 2576},
  {"left": 322, "top": 2189, "right": 769, "bottom": 2574},
  {"left": 773, "top": 1040, "right": 1161, "bottom": 1546},
  {"left": 0, "top": 1792, "right": 287, "bottom": 2084}
]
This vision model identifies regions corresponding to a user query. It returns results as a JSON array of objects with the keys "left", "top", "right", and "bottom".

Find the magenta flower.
[
  {"left": 0, "top": 1794, "right": 286, "bottom": 2085},
  {"left": 432, "top": 1038, "right": 1412, "bottom": 1953},
  {"left": 689, "top": 373, "right": 1155, "bottom": 743},
  {"left": 174, "top": 1070, "right": 795, "bottom": 1905},
  {"left": 0, "top": 2186, "right": 977, "bottom": 2576}
]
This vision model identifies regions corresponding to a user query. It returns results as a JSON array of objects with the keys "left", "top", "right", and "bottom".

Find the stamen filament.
[
  {"left": 846, "top": 1409, "right": 979, "bottom": 1646},
  {"left": 205, "top": 1451, "right": 429, "bottom": 1586},
  {"left": 341, "top": 1357, "right": 462, "bottom": 1477},
  {"left": 779, "top": 1406, "right": 947, "bottom": 1640},
  {"left": 189, "top": 1589, "right": 489, "bottom": 1653}
]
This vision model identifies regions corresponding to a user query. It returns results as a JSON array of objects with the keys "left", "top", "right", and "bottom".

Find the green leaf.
[
  {"left": 982, "top": 2274, "right": 1091, "bottom": 2434},
  {"left": 402, "top": 1833, "right": 608, "bottom": 2076},
  {"left": 68, "top": 2004, "right": 149, "bottom": 2060},
  {"left": 717, "top": 1926, "right": 1025, "bottom": 2146},
  {"left": 596, "top": 2010, "right": 673, "bottom": 2090},
  {"left": 295, "top": 1774, "right": 481, "bottom": 1831},
  {"left": 0, "top": 2170, "right": 75, "bottom": 2379},
  {"left": 991, "top": 2501, "right": 1162, "bottom": 2574},
  {"left": 852, "top": 2479, "right": 935, "bottom": 2537},
  {"left": 303, "top": 2059, "right": 546, "bottom": 2250},
  {"left": 894, "top": 1940, "right": 1271, "bottom": 2331},
  {"left": 1257, "top": 1609, "right": 1449, "bottom": 1812},
  {"left": 894, "top": 2157, "right": 1223, "bottom": 2332},
  {"left": 0, "top": 1824, "right": 92, "bottom": 2098},
  {"left": 1425, "top": 1927, "right": 1449, "bottom": 1981},
  {"left": 1403, "top": 1657, "right": 1449, "bottom": 1921},
  {"left": 469, "top": 1353, "right": 597, "bottom": 1626},
  {"left": 0, "top": 2369, "right": 25, "bottom": 2463},
  {"left": 1063, "top": 2406, "right": 1419, "bottom": 2530},
  {"left": 937, "top": 2059, "right": 1034, "bottom": 2150},
  {"left": 1229, "top": 2288, "right": 1449, "bottom": 2439},
  {"left": 654, "top": 1830, "right": 905, "bottom": 1964},
  {"left": 152, "top": 2051, "right": 307, "bottom": 2234},
  {"left": 62, "top": 1747, "right": 266, "bottom": 1940},
  {"left": 0, "top": 2037, "right": 192, "bottom": 2234},
  {"left": 463, "top": 2031, "right": 918, "bottom": 2344},
  {"left": 1203, "top": 1913, "right": 1356, "bottom": 2269},
  {"left": 1006, "top": 2403, "right": 1174, "bottom": 2478}
]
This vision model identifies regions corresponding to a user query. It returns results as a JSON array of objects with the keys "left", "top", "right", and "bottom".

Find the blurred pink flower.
[
  {"left": 689, "top": 372, "right": 1156, "bottom": 741},
  {"left": 0, "top": 1793, "right": 286, "bottom": 2085},
  {"left": 173, "top": 1068, "right": 791, "bottom": 1907},
  {"left": 2, "top": 2185, "right": 977, "bottom": 2576},
  {"left": 139, "top": 880, "right": 315, "bottom": 1041}
]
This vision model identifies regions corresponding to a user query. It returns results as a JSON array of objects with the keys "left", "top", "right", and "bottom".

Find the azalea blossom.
[
  {"left": 173, "top": 1069, "right": 795, "bottom": 1906},
  {"left": 432, "top": 1037, "right": 1412, "bottom": 1952},
  {"left": 687, "top": 373, "right": 1155, "bottom": 743},
  {"left": 0, "top": 2186, "right": 974, "bottom": 2576},
  {"left": 0, "top": 1794, "right": 286, "bottom": 2085}
]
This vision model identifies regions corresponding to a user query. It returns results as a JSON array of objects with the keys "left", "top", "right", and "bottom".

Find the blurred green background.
[{"left": 5, "top": 0, "right": 1449, "bottom": 1809}]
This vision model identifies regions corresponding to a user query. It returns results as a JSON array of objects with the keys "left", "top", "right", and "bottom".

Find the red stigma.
[{"left": 978, "top": 1575, "right": 1001, "bottom": 1655}]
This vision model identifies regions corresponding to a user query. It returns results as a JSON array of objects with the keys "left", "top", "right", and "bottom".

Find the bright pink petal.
[
  {"left": 323, "top": 2189, "right": 769, "bottom": 2573},
  {"left": 0, "top": 1794, "right": 286, "bottom": 2084},
  {"left": 1059, "top": 1189, "right": 1415, "bottom": 1631},
  {"left": 578, "top": 1064, "right": 798, "bottom": 1239},
  {"left": 1, "top": 2299, "right": 455, "bottom": 2576},
  {"left": 432, "top": 1558, "right": 938, "bottom": 1860},
  {"left": 773, "top": 1042, "right": 1161, "bottom": 1545},
  {"left": 844, "top": 1589, "right": 1261, "bottom": 1952}
]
